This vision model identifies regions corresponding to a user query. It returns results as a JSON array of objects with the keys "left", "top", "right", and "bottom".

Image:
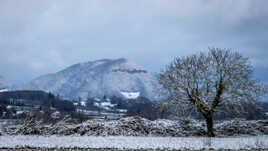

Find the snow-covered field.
[{"left": 0, "top": 135, "right": 268, "bottom": 150}]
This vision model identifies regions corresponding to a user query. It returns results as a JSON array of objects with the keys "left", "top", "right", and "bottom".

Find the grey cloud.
[{"left": 0, "top": 0, "right": 267, "bottom": 83}]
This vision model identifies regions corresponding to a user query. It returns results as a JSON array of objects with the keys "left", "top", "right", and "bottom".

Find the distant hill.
[
  {"left": 0, "top": 90, "right": 75, "bottom": 112},
  {"left": 16, "top": 58, "right": 160, "bottom": 100},
  {"left": 0, "top": 75, "right": 12, "bottom": 90}
]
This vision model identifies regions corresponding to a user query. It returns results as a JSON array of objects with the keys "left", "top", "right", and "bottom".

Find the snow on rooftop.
[
  {"left": 116, "top": 109, "right": 127, "bottom": 113},
  {"left": 76, "top": 109, "right": 99, "bottom": 114},
  {"left": 94, "top": 101, "right": 116, "bottom": 110},
  {"left": 101, "top": 102, "right": 116, "bottom": 107},
  {"left": 0, "top": 88, "right": 8, "bottom": 92},
  {"left": 94, "top": 102, "right": 100, "bottom": 107},
  {"left": 6, "top": 105, "right": 12, "bottom": 109},
  {"left": 80, "top": 101, "right": 86, "bottom": 106},
  {"left": 121, "top": 91, "right": 140, "bottom": 99},
  {"left": 16, "top": 111, "right": 24, "bottom": 115},
  {"left": 94, "top": 98, "right": 101, "bottom": 102}
]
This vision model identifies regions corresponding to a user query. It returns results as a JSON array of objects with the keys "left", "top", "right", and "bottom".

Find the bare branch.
[{"left": 159, "top": 48, "right": 267, "bottom": 137}]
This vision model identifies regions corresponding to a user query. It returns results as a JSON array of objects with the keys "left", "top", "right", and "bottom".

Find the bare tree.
[{"left": 159, "top": 48, "right": 267, "bottom": 137}]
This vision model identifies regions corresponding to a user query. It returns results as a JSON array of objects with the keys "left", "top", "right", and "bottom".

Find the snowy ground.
[{"left": 0, "top": 135, "right": 268, "bottom": 150}]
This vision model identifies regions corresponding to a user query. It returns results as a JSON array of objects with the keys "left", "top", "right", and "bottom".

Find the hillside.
[
  {"left": 0, "top": 90, "right": 75, "bottom": 113},
  {"left": 16, "top": 58, "right": 160, "bottom": 100}
]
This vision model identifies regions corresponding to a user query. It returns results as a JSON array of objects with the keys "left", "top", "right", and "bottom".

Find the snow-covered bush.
[{"left": 3, "top": 116, "right": 268, "bottom": 137}]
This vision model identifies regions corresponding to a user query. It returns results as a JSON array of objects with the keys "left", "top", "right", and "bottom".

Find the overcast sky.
[{"left": 0, "top": 0, "right": 268, "bottom": 84}]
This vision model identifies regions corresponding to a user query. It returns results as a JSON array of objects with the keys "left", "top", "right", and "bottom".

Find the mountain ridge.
[{"left": 16, "top": 58, "right": 160, "bottom": 100}]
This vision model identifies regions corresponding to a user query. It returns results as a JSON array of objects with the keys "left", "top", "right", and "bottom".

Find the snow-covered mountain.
[
  {"left": 17, "top": 58, "right": 160, "bottom": 100},
  {"left": 0, "top": 75, "right": 12, "bottom": 91}
]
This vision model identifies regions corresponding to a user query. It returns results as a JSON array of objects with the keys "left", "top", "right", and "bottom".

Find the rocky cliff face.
[{"left": 18, "top": 58, "right": 160, "bottom": 100}]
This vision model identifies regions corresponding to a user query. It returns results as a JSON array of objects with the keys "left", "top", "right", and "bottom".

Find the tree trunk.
[{"left": 206, "top": 116, "right": 215, "bottom": 137}]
